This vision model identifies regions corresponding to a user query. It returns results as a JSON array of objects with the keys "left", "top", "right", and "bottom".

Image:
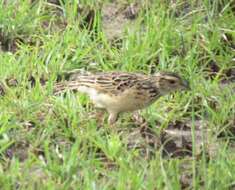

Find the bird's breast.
[{"left": 77, "top": 86, "right": 159, "bottom": 113}]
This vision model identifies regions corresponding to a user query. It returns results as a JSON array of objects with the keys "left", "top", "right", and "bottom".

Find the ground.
[{"left": 0, "top": 0, "right": 235, "bottom": 189}]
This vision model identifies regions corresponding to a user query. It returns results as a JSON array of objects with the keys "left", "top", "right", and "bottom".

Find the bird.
[{"left": 54, "top": 71, "right": 190, "bottom": 124}]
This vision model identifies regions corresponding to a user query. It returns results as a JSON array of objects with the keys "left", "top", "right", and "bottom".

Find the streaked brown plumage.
[{"left": 54, "top": 71, "right": 190, "bottom": 124}]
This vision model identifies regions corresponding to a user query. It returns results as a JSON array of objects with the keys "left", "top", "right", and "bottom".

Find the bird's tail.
[
  {"left": 53, "top": 81, "right": 82, "bottom": 95},
  {"left": 53, "top": 69, "right": 93, "bottom": 95},
  {"left": 53, "top": 75, "right": 97, "bottom": 95}
]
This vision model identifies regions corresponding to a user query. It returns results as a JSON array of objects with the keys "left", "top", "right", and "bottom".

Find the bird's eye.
[{"left": 169, "top": 80, "right": 176, "bottom": 84}]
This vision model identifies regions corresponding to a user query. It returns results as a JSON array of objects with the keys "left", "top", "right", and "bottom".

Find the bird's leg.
[
  {"left": 132, "top": 111, "right": 144, "bottom": 123},
  {"left": 132, "top": 111, "right": 147, "bottom": 127},
  {"left": 108, "top": 112, "right": 119, "bottom": 125},
  {"left": 96, "top": 109, "right": 106, "bottom": 127}
]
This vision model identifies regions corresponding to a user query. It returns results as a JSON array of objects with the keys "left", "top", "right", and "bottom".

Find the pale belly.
[{"left": 77, "top": 86, "right": 154, "bottom": 113}]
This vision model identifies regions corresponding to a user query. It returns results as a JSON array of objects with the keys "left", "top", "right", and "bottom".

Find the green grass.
[{"left": 0, "top": 0, "right": 235, "bottom": 189}]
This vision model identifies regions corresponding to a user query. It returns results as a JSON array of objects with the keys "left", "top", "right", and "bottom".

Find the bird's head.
[{"left": 153, "top": 72, "right": 190, "bottom": 94}]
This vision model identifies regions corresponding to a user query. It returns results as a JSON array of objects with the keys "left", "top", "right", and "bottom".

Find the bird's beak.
[{"left": 182, "top": 80, "right": 190, "bottom": 90}]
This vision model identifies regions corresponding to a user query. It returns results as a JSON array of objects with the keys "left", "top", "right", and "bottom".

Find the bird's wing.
[{"left": 54, "top": 72, "right": 148, "bottom": 95}]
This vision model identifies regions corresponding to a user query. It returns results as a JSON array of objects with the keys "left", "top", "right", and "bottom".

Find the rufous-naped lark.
[{"left": 54, "top": 72, "right": 190, "bottom": 124}]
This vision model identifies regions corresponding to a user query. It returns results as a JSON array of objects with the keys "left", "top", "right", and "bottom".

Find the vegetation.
[{"left": 0, "top": 0, "right": 234, "bottom": 189}]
